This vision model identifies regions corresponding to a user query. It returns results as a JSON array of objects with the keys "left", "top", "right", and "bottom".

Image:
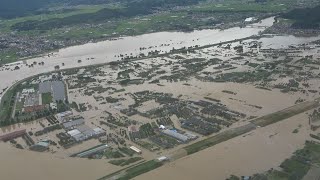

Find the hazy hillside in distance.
[
  {"left": 282, "top": 5, "right": 320, "bottom": 29},
  {"left": 0, "top": 0, "right": 115, "bottom": 18},
  {"left": 0, "top": 0, "right": 206, "bottom": 19}
]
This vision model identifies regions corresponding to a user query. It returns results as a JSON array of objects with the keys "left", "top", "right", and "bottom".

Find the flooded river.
[
  {"left": 1, "top": 16, "right": 320, "bottom": 94},
  {"left": 1, "top": 17, "right": 320, "bottom": 95},
  {"left": 0, "top": 17, "right": 275, "bottom": 92}
]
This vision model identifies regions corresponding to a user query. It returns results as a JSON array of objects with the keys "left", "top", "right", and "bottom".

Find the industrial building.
[
  {"left": 77, "top": 125, "right": 96, "bottom": 138},
  {"left": 93, "top": 128, "right": 106, "bottom": 137},
  {"left": 55, "top": 111, "right": 73, "bottom": 122},
  {"left": 67, "top": 125, "right": 106, "bottom": 142},
  {"left": 63, "top": 117, "right": 85, "bottom": 130},
  {"left": 67, "top": 129, "right": 85, "bottom": 142}
]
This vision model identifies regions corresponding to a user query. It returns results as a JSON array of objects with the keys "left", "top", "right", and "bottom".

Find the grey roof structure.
[
  {"left": 75, "top": 144, "right": 108, "bottom": 158},
  {"left": 77, "top": 125, "right": 96, "bottom": 138},
  {"left": 162, "top": 129, "right": 189, "bottom": 142},
  {"left": 63, "top": 118, "right": 85, "bottom": 129},
  {"left": 73, "top": 133, "right": 86, "bottom": 142},
  {"left": 39, "top": 81, "right": 52, "bottom": 94},
  {"left": 39, "top": 81, "right": 66, "bottom": 101},
  {"left": 52, "top": 81, "right": 66, "bottom": 101}
]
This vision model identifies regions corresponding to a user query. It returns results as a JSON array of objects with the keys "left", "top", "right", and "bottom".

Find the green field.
[
  {"left": 41, "top": 92, "right": 53, "bottom": 104},
  {"left": 251, "top": 100, "right": 320, "bottom": 127},
  {"left": 0, "top": 88, "right": 15, "bottom": 125},
  {"left": 0, "top": 5, "right": 109, "bottom": 33},
  {"left": 192, "top": 0, "right": 297, "bottom": 13},
  {"left": 184, "top": 124, "right": 255, "bottom": 155},
  {"left": 109, "top": 157, "right": 143, "bottom": 166}
]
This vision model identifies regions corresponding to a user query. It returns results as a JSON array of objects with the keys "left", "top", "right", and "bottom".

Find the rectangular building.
[
  {"left": 0, "top": 129, "right": 26, "bottom": 141},
  {"left": 129, "top": 146, "right": 142, "bottom": 154},
  {"left": 161, "top": 129, "right": 189, "bottom": 143},
  {"left": 63, "top": 117, "right": 85, "bottom": 130}
]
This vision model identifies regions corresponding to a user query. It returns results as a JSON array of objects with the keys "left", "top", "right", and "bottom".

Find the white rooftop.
[
  {"left": 68, "top": 129, "right": 81, "bottom": 137},
  {"left": 245, "top": 17, "right": 254, "bottom": 22}
]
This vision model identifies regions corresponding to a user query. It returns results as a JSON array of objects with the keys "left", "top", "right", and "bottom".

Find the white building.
[
  {"left": 245, "top": 17, "right": 255, "bottom": 22},
  {"left": 129, "top": 146, "right": 142, "bottom": 154},
  {"left": 21, "top": 88, "right": 35, "bottom": 95}
]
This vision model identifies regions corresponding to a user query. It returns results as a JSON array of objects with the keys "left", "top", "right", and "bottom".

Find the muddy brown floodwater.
[
  {"left": 0, "top": 142, "right": 119, "bottom": 180},
  {"left": 137, "top": 113, "right": 312, "bottom": 180},
  {"left": 1, "top": 16, "right": 320, "bottom": 180}
]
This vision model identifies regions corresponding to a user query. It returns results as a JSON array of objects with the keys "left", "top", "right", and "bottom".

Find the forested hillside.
[
  {"left": 282, "top": 5, "right": 320, "bottom": 29},
  {"left": 0, "top": 0, "right": 114, "bottom": 18},
  {"left": 0, "top": 0, "right": 205, "bottom": 19},
  {"left": 9, "top": 0, "right": 207, "bottom": 31}
]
